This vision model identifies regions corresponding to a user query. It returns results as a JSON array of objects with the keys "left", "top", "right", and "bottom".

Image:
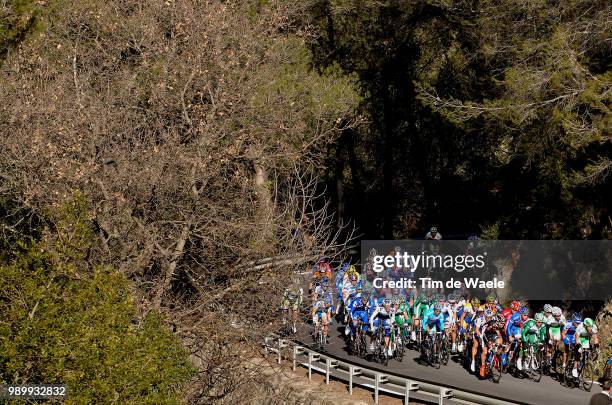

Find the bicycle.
[
  {"left": 421, "top": 330, "right": 443, "bottom": 369},
  {"left": 559, "top": 343, "right": 578, "bottom": 388},
  {"left": 313, "top": 310, "right": 327, "bottom": 351},
  {"left": 576, "top": 347, "right": 596, "bottom": 392},
  {"left": 484, "top": 340, "right": 504, "bottom": 383},
  {"left": 373, "top": 325, "right": 390, "bottom": 366},
  {"left": 350, "top": 320, "right": 368, "bottom": 358},
  {"left": 391, "top": 323, "right": 405, "bottom": 362},
  {"left": 439, "top": 333, "right": 450, "bottom": 366},
  {"left": 522, "top": 342, "right": 543, "bottom": 382}
]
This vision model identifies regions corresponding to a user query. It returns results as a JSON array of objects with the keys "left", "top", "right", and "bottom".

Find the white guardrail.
[{"left": 263, "top": 335, "right": 522, "bottom": 405}]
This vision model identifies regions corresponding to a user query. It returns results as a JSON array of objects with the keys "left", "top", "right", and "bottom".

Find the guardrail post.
[
  {"left": 292, "top": 345, "right": 302, "bottom": 371},
  {"left": 374, "top": 373, "right": 387, "bottom": 404},
  {"left": 325, "top": 358, "right": 331, "bottom": 384},
  {"left": 308, "top": 351, "right": 314, "bottom": 381},
  {"left": 404, "top": 379, "right": 419, "bottom": 405},
  {"left": 374, "top": 372, "right": 380, "bottom": 404},
  {"left": 439, "top": 387, "right": 453, "bottom": 405},
  {"left": 348, "top": 366, "right": 362, "bottom": 396}
]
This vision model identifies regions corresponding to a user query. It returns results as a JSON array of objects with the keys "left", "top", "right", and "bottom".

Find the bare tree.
[{"left": 0, "top": 0, "right": 361, "bottom": 402}]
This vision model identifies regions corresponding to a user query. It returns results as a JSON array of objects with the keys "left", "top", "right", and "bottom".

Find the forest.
[{"left": 1, "top": 0, "right": 610, "bottom": 403}]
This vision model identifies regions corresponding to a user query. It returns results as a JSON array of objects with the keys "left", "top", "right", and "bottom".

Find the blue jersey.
[
  {"left": 423, "top": 312, "right": 444, "bottom": 332},
  {"left": 349, "top": 298, "right": 368, "bottom": 316},
  {"left": 506, "top": 312, "right": 522, "bottom": 337},
  {"left": 563, "top": 321, "right": 579, "bottom": 344}
]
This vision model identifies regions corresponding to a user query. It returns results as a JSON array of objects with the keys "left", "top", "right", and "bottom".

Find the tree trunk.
[{"left": 154, "top": 222, "right": 190, "bottom": 309}]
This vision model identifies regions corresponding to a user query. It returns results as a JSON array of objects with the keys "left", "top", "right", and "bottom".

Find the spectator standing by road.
[{"left": 589, "top": 380, "right": 612, "bottom": 405}]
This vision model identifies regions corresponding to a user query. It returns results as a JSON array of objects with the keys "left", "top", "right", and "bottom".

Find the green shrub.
[{"left": 0, "top": 199, "right": 195, "bottom": 404}]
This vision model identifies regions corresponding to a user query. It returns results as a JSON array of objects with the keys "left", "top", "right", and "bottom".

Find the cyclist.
[
  {"left": 448, "top": 294, "right": 461, "bottom": 352},
  {"left": 484, "top": 295, "right": 497, "bottom": 314},
  {"left": 562, "top": 312, "right": 583, "bottom": 377},
  {"left": 425, "top": 226, "right": 442, "bottom": 240},
  {"left": 393, "top": 295, "right": 412, "bottom": 342},
  {"left": 454, "top": 296, "right": 469, "bottom": 353},
  {"left": 546, "top": 306, "right": 566, "bottom": 361},
  {"left": 470, "top": 305, "right": 486, "bottom": 373},
  {"left": 439, "top": 295, "right": 455, "bottom": 348},
  {"left": 335, "top": 262, "right": 350, "bottom": 316},
  {"left": 423, "top": 303, "right": 445, "bottom": 359},
  {"left": 510, "top": 300, "right": 521, "bottom": 314},
  {"left": 312, "top": 280, "right": 333, "bottom": 344},
  {"left": 478, "top": 308, "right": 503, "bottom": 377},
  {"left": 506, "top": 307, "right": 528, "bottom": 370},
  {"left": 572, "top": 317, "right": 599, "bottom": 378},
  {"left": 412, "top": 294, "right": 431, "bottom": 342},
  {"left": 520, "top": 312, "right": 546, "bottom": 370},
  {"left": 281, "top": 280, "right": 303, "bottom": 333},
  {"left": 348, "top": 291, "right": 370, "bottom": 341},
  {"left": 370, "top": 298, "right": 395, "bottom": 356},
  {"left": 342, "top": 272, "right": 362, "bottom": 322},
  {"left": 309, "top": 257, "right": 331, "bottom": 300}
]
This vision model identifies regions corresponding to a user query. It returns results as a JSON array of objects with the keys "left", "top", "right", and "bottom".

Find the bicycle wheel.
[
  {"left": 490, "top": 354, "right": 502, "bottom": 383},
  {"left": 531, "top": 348, "right": 543, "bottom": 382},
  {"left": 554, "top": 349, "right": 564, "bottom": 382},
  {"left": 580, "top": 360, "right": 594, "bottom": 392},
  {"left": 441, "top": 338, "right": 450, "bottom": 366},
  {"left": 350, "top": 331, "right": 359, "bottom": 355},
  {"left": 433, "top": 339, "right": 441, "bottom": 369},
  {"left": 396, "top": 335, "right": 405, "bottom": 362}
]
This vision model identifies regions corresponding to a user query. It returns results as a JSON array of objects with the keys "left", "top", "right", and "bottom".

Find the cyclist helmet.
[
  {"left": 543, "top": 304, "right": 553, "bottom": 313},
  {"left": 477, "top": 305, "right": 485, "bottom": 312},
  {"left": 430, "top": 226, "right": 438, "bottom": 233},
  {"left": 448, "top": 294, "right": 457, "bottom": 303},
  {"left": 434, "top": 303, "right": 442, "bottom": 311},
  {"left": 511, "top": 300, "right": 521, "bottom": 312},
  {"left": 398, "top": 295, "right": 406, "bottom": 304},
  {"left": 484, "top": 308, "right": 494, "bottom": 318},
  {"left": 471, "top": 297, "right": 480, "bottom": 307},
  {"left": 486, "top": 295, "right": 495, "bottom": 304},
  {"left": 535, "top": 312, "right": 545, "bottom": 323},
  {"left": 511, "top": 312, "right": 521, "bottom": 326},
  {"left": 496, "top": 313, "right": 506, "bottom": 323},
  {"left": 502, "top": 308, "right": 513, "bottom": 320},
  {"left": 382, "top": 298, "right": 391, "bottom": 306},
  {"left": 438, "top": 294, "right": 446, "bottom": 302},
  {"left": 571, "top": 313, "right": 583, "bottom": 323},
  {"left": 520, "top": 307, "right": 529, "bottom": 315},
  {"left": 584, "top": 318, "right": 594, "bottom": 327},
  {"left": 552, "top": 306, "right": 562, "bottom": 317}
]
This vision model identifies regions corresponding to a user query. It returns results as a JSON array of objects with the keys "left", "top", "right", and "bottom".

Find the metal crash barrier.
[{"left": 263, "top": 335, "right": 521, "bottom": 405}]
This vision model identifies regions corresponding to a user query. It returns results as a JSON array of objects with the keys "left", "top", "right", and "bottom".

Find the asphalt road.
[{"left": 293, "top": 324, "right": 595, "bottom": 405}]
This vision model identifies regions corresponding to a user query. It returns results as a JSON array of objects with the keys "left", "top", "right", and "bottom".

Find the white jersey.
[
  {"left": 441, "top": 303, "right": 455, "bottom": 324},
  {"left": 576, "top": 323, "right": 598, "bottom": 337},
  {"left": 369, "top": 306, "right": 395, "bottom": 328}
]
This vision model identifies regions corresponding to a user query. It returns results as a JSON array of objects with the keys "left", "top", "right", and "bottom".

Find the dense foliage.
[
  {"left": 309, "top": 0, "right": 610, "bottom": 239},
  {"left": 0, "top": 198, "right": 195, "bottom": 403}
]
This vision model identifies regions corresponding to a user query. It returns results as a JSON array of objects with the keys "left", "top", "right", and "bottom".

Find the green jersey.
[{"left": 522, "top": 319, "right": 545, "bottom": 345}]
